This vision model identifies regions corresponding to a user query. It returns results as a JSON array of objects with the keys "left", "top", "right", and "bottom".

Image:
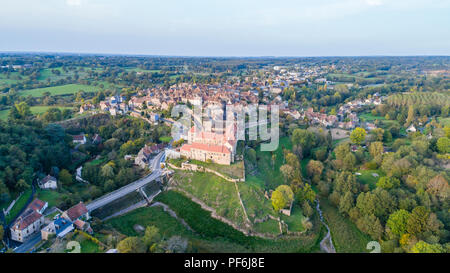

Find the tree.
[
  {"left": 371, "top": 128, "right": 384, "bottom": 142},
  {"left": 291, "top": 129, "right": 316, "bottom": 156},
  {"left": 386, "top": 209, "right": 410, "bottom": 237},
  {"left": 407, "top": 206, "right": 430, "bottom": 236},
  {"left": 143, "top": 226, "right": 161, "bottom": 247},
  {"left": 339, "top": 192, "right": 354, "bottom": 215},
  {"left": 334, "top": 143, "right": 350, "bottom": 162},
  {"left": 296, "top": 183, "right": 316, "bottom": 203},
  {"left": 306, "top": 160, "right": 324, "bottom": 183},
  {"left": 302, "top": 201, "right": 314, "bottom": 217},
  {"left": 369, "top": 141, "right": 384, "bottom": 158},
  {"left": 117, "top": 237, "right": 146, "bottom": 253},
  {"left": 356, "top": 214, "right": 384, "bottom": 240},
  {"left": 101, "top": 164, "right": 115, "bottom": 178},
  {"left": 280, "top": 164, "right": 295, "bottom": 183},
  {"left": 376, "top": 176, "right": 400, "bottom": 190},
  {"left": 426, "top": 175, "right": 449, "bottom": 202},
  {"left": 59, "top": 169, "right": 73, "bottom": 186},
  {"left": 343, "top": 153, "right": 356, "bottom": 171},
  {"left": 411, "top": 241, "right": 445, "bottom": 253},
  {"left": 271, "top": 185, "right": 294, "bottom": 211},
  {"left": 436, "top": 137, "right": 450, "bottom": 153},
  {"left": 350, "top": 127, "right": 366, "bottom": 145}
]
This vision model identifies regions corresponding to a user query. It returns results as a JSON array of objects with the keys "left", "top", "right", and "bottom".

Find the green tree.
[
  {"left": 407, "top": 206, "right": 430, "bottom": 236},
  {"left": 436, "top": 137, "right": 450, "bottom": 153},
  {"left": 339, "top": 192, "right": 354, "bottom": 215},
  {"left": 386, "top": 209, "right": 410, "bottom": 237},
  {"left": 296, "top": 183, "right": 316, "bottom": 203},
  {"left": 271, "top": 185, "right": 294, "bottom": 211},
  {"left": 376, "top": 176, "right": 400, "bottom": 190},
  {"left": 280, "top": 164, "right": 295, "bottom": 183},
  {"left": 350, "top": 127, "right": 366, "bottom": 145},
  {"left": 411, "top": 241, "right": 445, "bottom": 253},
  {"left": 117, "top": 237, "right": 146, "bottom": 253},
  {"left": 143, "top": 226, "right": 161, "bottom": 247},
  {"left": 59, "top": 169, "right": 73, "bottom": 186},
  {"left": 369, "top": 141, "right": 384, "bottom": 158}
]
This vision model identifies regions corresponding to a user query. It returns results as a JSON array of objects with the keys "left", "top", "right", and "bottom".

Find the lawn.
[
  {"left": 246, "top": 136, "right": 292, "bottom": 190},
  {"left": 281, "top": 204, "right": 306, "bottom": 233},
  {"left": 171, "top": 170, "right": 247, "bottom": 227},
  {"left": 5, "top": 189, "right": 33, "bottom": 224},
  {"left": 356, "top": 169, "right": 385, "bottom": 190},
  {"left": 236, "top": 179, "right": 276, "bottom": 222},
  {"left": 189, "top": 159, "right": 245, "bottom": 179},
  {"left": 37, "top": 189, "right": 61, "bottom": 208},
  {"left": 359, "top": 113, "right": 385, "bottom": 122},
  {"left": 253, "top": 219, "right": 280, "bottom": 234},
  {"left": 17, "top": 84, "right": 103, "bottom": 97},
  {"left": 106, "top": 204, "right": 193, "bottom": 238},
  {"left": 320, "top": 198, "right": 371, "bottom": 253},
  {"left": 155, "top": 190, "right": 323, "bottom": 252}
]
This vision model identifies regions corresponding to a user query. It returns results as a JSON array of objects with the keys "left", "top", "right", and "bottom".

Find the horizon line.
[{"left": 0, "top": 50, "right": 449, "bottom": 58}]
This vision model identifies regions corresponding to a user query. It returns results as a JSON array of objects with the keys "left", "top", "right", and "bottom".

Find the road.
[
  {"left": 14, "top": 233, "right": 42, "bottom": 253},
  {"left": 86, "top": 151, "right": 166, "bottom": 212}
]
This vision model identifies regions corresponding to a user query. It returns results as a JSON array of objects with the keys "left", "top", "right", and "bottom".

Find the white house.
[
  {"left": 406, "top": 124, "right": 417, "bottom": 133},
  {"left": 39, "top": 175, "right": 58, "bottom": 190},
  {"left": 72, "top": 134, "right": 86, "bottom": 144}
]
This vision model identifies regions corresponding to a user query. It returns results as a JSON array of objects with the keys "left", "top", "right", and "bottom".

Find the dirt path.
[
  {"left": 316, "top": 200, "right": 336, "bottom": 253},
  {"left": 150, "top": 202, "right": 194, "bottom": 232}
]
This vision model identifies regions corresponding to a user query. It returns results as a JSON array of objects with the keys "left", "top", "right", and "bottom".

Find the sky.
[{"left": 0, "top": 0, "right": 449, "bottom": 56}]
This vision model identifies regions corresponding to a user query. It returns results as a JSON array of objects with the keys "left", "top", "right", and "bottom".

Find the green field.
[
  {"left": 171, "top": 170, "right": 247, "bottom": 227},
  {"left": 17, "top": 84, "right": 103, "bottom": 97},
  {"left": 188, "top": 159, "right": 245, "bottom": 180},
  {"left": 106, "top": 204, "right": 194, "bottom": 238},
  {"left": 320, "top": 198, "right": 371, "bottom": 253},
  {"left": 0, "top": 106, "right": 73, "bottom": 121},
  {"left": 5, "top": 189, "right": 33, "bottom": 224},
  {"left": 356, "top": 169, "right": 385, "bottom": 190},
  {"left": 37, "top": 189, "right": 61, "bottom": 208},
  {"left": 281, "top": 204, "right": 306, "bottom": 233},
  {"left": 246, "top": 136, "right": 292, "bottom": 190}
]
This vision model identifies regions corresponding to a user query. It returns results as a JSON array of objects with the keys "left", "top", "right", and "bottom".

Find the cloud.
[
  {"left": 366, "top": 0, "right": 383, "bottom": 6},
  {"left": 66, "top": 0, "right": 82, "bottom": 6}
]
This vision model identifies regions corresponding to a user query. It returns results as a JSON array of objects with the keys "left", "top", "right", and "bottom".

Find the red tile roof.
[
  {"left": 65, "top": 202, "right": 88, "bottom": 221},
  {"left": 13, "top": 208, "right": 42, "bottom": 231},
  {"left": 181, "top": 143, "right": 231, "bottom": 154},
  {"left": 27, "top": 199, "right": 47, "bottom": 212}
]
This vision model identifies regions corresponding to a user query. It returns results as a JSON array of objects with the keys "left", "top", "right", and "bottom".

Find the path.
[{"left": 150, "top": 202, "right": 194, "bottom": 232}]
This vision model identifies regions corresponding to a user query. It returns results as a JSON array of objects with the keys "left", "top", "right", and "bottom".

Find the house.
[
  {"left": 39, "top": 175, "right": 57, "bottom": 190},
  {"left": 10, "top": 199, "right": 48, "bottom": 242},
  {"left": 73, "top": 219, "right": 93, "bottom": 234},
  {"left": 41, "top": 216, "right": 74, "bottom": 240},
  {"left": 62, "top": 202, "right": 90, "bottom": 222},
  {"left": 72, "top": 134, "right": 86, "bottom": 144},
  {"left": 92, "top": 134, "right": 102, "bottom": 145},
  {"left": 134, "top": 143, "right": 166, "bottom": 168},
  {"left": 79, "top": 103, "right": 95, "bottom": 114},
  {"left": 406, "top": 124, "right": 417, "bottom": 133}
]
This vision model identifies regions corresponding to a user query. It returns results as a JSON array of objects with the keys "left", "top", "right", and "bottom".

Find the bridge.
[{"left": 86, "top": 151, "right": 167, "bottom": 212}]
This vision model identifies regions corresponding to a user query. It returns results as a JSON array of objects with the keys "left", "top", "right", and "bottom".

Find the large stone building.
[
  {"left": 10, "top": 199, "right": 47, "bottom": 242},
  {"left": 180, "top": 125, "right": 237, "bottom": 165}
]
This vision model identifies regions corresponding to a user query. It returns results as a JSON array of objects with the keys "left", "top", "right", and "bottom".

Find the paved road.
[
  {"left": 14, "top": 233, "right": 42, "bottom": 253},
  {"left": 86, "top": 151, "right": 166, "bottom": 212}
]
